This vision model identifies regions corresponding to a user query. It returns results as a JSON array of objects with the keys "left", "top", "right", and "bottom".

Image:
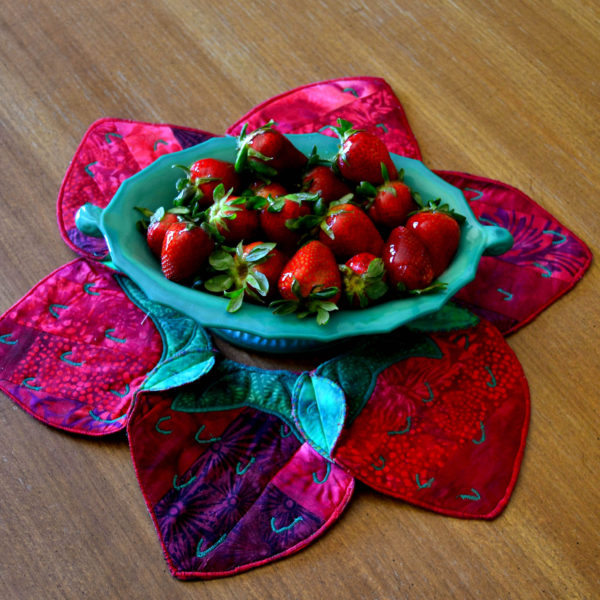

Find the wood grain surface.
[{"left": 1, "top": 1, "right": 598, "bottom": 599}]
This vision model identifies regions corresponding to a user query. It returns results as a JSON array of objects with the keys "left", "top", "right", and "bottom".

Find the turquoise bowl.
[{"left": 77, "top": 133, "right": 513, "bottom": 353}]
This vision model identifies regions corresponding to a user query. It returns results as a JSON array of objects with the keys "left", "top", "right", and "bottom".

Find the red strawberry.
[
  {"left": 366, "top": 180, "right": 417, "bottom": 228},
  {"left": 145, "top": 209, "right": 179, "bottom": 257},
  {"left": 382, "top": 226, "right": 435, "bottom": 292},
  {"left": 271, "top": 240, "right": 341, "bottom": 324},
  {"left": 340, "top": 253, "right": 388, "bottom": 308},
  {"left": 250, "top": 181, "right": 289, "bottom": 198},
  {"left": 206, "top": 185, "right": 260, "bottom": 244},
  {"left": 235, "top": 121, "right": 308, "bottom": 178},
  {"left": 243, "top": 242, "right": 288, "bottom": 301},
  {"left": 318, "top": 203, "right": 384, "bottom": 260},
  {"left": 330, "top": 119, "right": 398, "bottom": 185},
  {"left": 161, "top": 221, "right": 215, "bottom": 283},
  {"left": 406, "top": 207, "right": 462, "bottom": 278},
  {"left": 302, "top": 165, "right": 352, "bottom": 204}
]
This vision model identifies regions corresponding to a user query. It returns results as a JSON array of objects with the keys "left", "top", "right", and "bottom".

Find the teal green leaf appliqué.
[{"left": 292, "top": 374, "right": 346, "bottom": 459}]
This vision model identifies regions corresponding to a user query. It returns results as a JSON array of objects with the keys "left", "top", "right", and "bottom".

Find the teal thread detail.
[
  {"left": 478, "top": 216, "right": 497, "bottom": 227},
  {"left": 484, "top": 366, "right": 497, "bottom": 388},
  {"left": 416, "top": 474, "right": 434, "bottom": 489},
  {"left": 318, "top": 125, "right": 331, "bottom": 132},
  {"left": 458, "top": 488, "right": 481, "bottom": 501},
  {"left": 105, "top": 132, "right": 122, "bottom": 144},
  {"left": 472, "top": 421, "right": 486, "bottom": 444},
  {"left": 89, "top": 409, "right": 126, "bottom": 424},
  {"left": 464, "top": 187, "right": 484, "bottom": 201},
  {"left": 83, "top": 282, "right": 100, "bottom": 295},
  {"left": 0, "top": 333, "right": 17, "bottom": 345},
  {"left": 421, "top": 382, "right": 434, "bottom": 403},
  {"left": 194, "top": 424, "right": 221, "bottom": 444},
  {"left": 153, "top": 139, "right": 168, "bottom": 151},
  {"left": 270, "top": 515, "right": 303, "bottom": 534},
  {"left": 235, "top": 456, "right": 256, "bottom": 476},
  {"left": 376, "top": 123, "right": 389, "bottom": 133},
  {"left": 49, "top": 303, "right": 69, "bottom": 318},
  {"left": 109, "top": 384, "right": 130, "bottom": 397},
  {"left": 104, "top": 328, "right": 127, "bottom": 343},
  {"left": 280, "top": 424, "right": 293, "bottom": 438},
  {"left": 533, "top": 262, "right": 553, "bottom": 278},
  {"left": 497, "top": 288, "right": 513, "bottom": 301},
  {"left": 388, "top": 416, "right": 412, "bottom": 436},
  {"left": 543, "top": 229, "right": 567, "bottom": 246},
  {"left": 372, "top": 456, "right": 385, "bottom": 471},
  {"left": 312, "top": 462, "right": 332, "bottom": 484},
  {"left": 196, "top": 534, "right": 227, "bottom": 558},
  {"left": 22, "top": 377, "right": 42, "bottom": 391},
  {"left": 60, "top": 351, "right": 85, "bottom": 367},
  {"left": 84, "top": 161, "right": 97, "bottom": 177},
  {"left": 173, "top": 473, "right": 196, "bottom": 490},
  {"left": 451, "top": 333, "right": 470, "bottom": 349},
  {"left": 343, "top": 87, "right": 359, "bottom": 97},
  {"left": 155, "top": 416, "right": 172, "bottom": 434}
]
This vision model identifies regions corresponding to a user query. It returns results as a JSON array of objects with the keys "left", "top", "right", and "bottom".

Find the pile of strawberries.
[{"left": 137, "top": 120, "right": 464, "bottom": 325}]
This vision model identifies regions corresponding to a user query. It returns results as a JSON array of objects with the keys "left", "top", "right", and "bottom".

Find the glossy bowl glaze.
[{"left": 79, "top": 133, "right": 513, "bottom": 352}]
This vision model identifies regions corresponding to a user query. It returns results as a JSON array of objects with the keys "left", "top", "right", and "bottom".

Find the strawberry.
[
  {"left": 271, "top": 240, "right": 341, "bottom": 324},
  {"left": 361, "top": 179, "right": 417, "bottom": 229},
  {"left": 330, "top": 119, "right": 398, "bottom": 185},
  {"left": 406, "top": 202, "right": 463, "bottom": 278},
  {"left": 340, "top": 253, "right": 389, "bottom": 308},
  {"left": 318, "top": 202, "right": 384, "bottom": 260},
  {"left": 301, "top": 165, "right": 352, "bottom": 204},
  {"left": 161, "top": 221, "right": 215, "bottom": 283},
  {"left": 206, "top": 184, "right": 260, "bottom": 244},
  {"left": 250, "top": 181, "right": 289, "bottom": 198},
  {"left": 381, "top": 226, "right": 436, "bottom": 292},
  {"left": 204, "top": 241, "right": 288, "bottom": 311},
  {"left": 235, "top": 121, "right": 308, "bottom": 179},
  {"left": 137, "top": 207, "right": 180, "bottom": 258}
]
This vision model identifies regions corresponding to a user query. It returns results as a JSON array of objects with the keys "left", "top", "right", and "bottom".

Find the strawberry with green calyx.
[
  {"left": 270, "top": 240, "right": 341, "bottom": 325},
  {"left": 135, "top": 206, "right": 180, "bottom": 258},
  {"left": 406, "top": 199, "right": 464, "bottom": 278},
  {"left": 250, "top": 181, "right": 289, "bottom": 199},
  {"left": 172, "top": 158, "right": 241, "bottom": 209},
  {"left": 204, "top": 241, "right": 287, "bottom": 312},
  {"left": 329, "top": 118, "right": 398, "bottom": 185},
  {"left": 205, "top": 184, "right": 261, "bottom": 244},
  {"left": 160, "top": 221, "right": 215, "bottom": 283},
  {"left": 318, "top": 202, "right": 384, "bottom": 261},
  {"left": 234, "top": 121, "right": 308, "bottom": 179},
  {"left": 301, "top": 164, "right": 353, "bottom": 205},
  {"left": 340, "top": 253, "right": 389, "bottom": 308}
]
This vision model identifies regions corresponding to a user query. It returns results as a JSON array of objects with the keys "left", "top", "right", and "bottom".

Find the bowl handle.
[
  {"left": 482, "top": 224, "right": 513, "bottom": 256},
  {"left": 75, "top": 203, "right": 104, "bottom": 238}
]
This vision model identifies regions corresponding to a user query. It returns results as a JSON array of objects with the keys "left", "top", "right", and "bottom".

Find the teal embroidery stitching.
[
  {"left": 153, "top": 139, "right": 168, "bottom": 151},
  {"left": 83, "top": 282, "right": 100, "bottom": 295},
  {"left": 109, "top": 384, "right": 130, "bottom": 397},
  {"left": 155, "top": 416, "right": 172, "bottom": 434},
  {"left": 84, "top": 161, "right": 97, "bottom": 177},
  {"left": 196, "top": 534, "right": 227, "bottom": 558},
  {"left": 450, "top": 333, "right": 470, "bottom": 349},
  {"left": 376, "top": 123, "right": 389, "bottom": 133},
  {"left": 104, "top": 132, "right": 122, "bottom": 144},
  {"left": 478, "top": 216, "right": 497, "bottom": 227},
  {"left": 464, "top": 187, "right": 484, "bottom": 201},
  {"left": 472, "top": 421, "right": 486, "bottom": 444},
  {"left": 484, "top": 366, "right": 497, "bottom": 388},
  {"left": 543, "top": 229, "right": 567, "bottom": 246},
  {"left": 372, "top": 456, "right": 386, "bottom": 471},
  {"left": 235, "top": 456, "right": 256, "bottom": 476},
  {"left": 0, "top": 333, "right": 17, "bottom": 345},
  {"left": 388, "top": 416, "right": 412, "bottom": 436},
  {"left": 458, "top": 488, "right": 481, "bottom": 501},
  {"left": 312, "top": 462, "right": 332, "bottom": 485},
  {"left": 421, "top": 382, "right": 434, "bottom": 403},
  {"left": 89, "top": 410, "right": 126, "bottom": 424},
  {"left": 173, "top": 473, "right": 196, "bottom": 490},
  {"left": 60, "top": 351, "right": 85, "bottom": 367},
  {"left": 22, "top": 377, "right": 42, "bottom": 391},
  {"left": 49, "top": 303, "right": 69, "bottom": 318},
  {"left": 497, "top": 288, "right": 513, "bottom": 301},
  {"left": 194, "top": 424, "right": 221, "bottom": 444},
  {"left": 104, "top": 329, "right": 127, "bottom": 343},
  {"left": 271, "top": 515, "right": 303, "bottom": 534},
  {"left": 415, "top": 474, "right": 434, "bottom": 489},
  {"left": 280, "top": 424, "right": 293, "bottom": 438},
  {"left": 343, "top": 87, "right": 359, "bottom": 97},
  {"left": 533, "top": 262, "right": 553, "bottom": 278}
]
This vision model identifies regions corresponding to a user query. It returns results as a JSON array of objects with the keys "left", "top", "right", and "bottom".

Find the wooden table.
[{"left": 1, "top": 2, "right": 598, "bottom": 598}]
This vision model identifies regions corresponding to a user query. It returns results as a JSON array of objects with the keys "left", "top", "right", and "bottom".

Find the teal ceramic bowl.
[{"left": 77, "top": 133, "right": 513, "bottom": 353}]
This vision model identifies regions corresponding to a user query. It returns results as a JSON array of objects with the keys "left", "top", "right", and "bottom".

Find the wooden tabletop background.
[{"left": 1, "top": 1, "right": 598, "bottom": 599}]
